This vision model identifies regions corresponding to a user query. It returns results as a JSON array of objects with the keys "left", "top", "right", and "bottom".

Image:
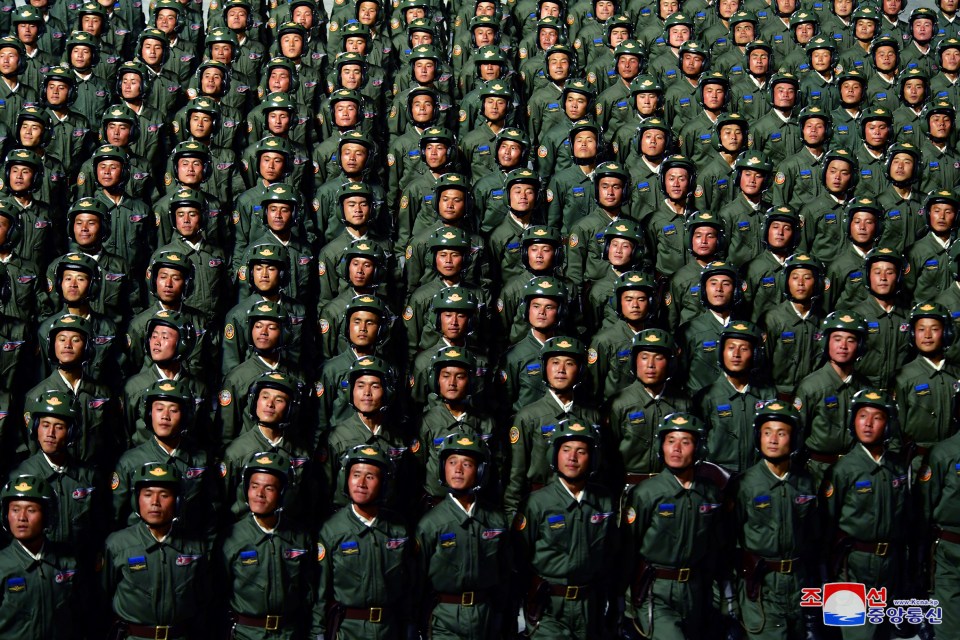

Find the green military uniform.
[
  {"left": 621, "top": 414, "right": 726, "bottom": 640},
  {"left": 0, "top": 476, "right": 83, "bottom": 639},
  {"left": 730, "top": 401, "right": 821, "bottom": 640},
  {"left": 919, "top": 432, "right": 960, "bottom": 634},
  {"left": 851, "top": 249, "right": 911, "bottom": 390},
  {"left": 514, "top": 422, "right": 618, "bottom": 640},
  {"left": 100, "top": 464, "right": 210, "bottom": 639}
]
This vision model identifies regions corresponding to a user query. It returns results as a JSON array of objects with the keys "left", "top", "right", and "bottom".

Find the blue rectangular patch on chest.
[
  {"left": 548, "top": 514, "right": 565, "bottom": 529},
  {"left": 128, "top": 556, "right": 147, "bottom": 571},
  {"left": 753, "top": 495, "right": 771, "bottom": 509},
  {"left": 855, "top": 480, "right": 873, "bottom": 493},
  {"left": 439, "top": 532, "right": 456, "bottom": 547},
  {"left": 717, "top": 404, "right": 733, "bottom": 417},
  {"left": 658, "top": 503, "right": 675, "bottom": 517},
  {"left": 340, "top": 541, "right": 359, "bottom": 555},
  {"left": 6, "top": 577, "right": 24, "bottom": 592},
  {"left": 239, "top": 550, "right": 257, "bottom": 565}
]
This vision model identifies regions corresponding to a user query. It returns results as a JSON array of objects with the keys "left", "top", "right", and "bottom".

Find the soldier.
[
  {"left": 905, "top": 190, "right": 959, "bottom": 305},
  {"left": 415, "top": 433, "right": 512, "bottom": 637},
  {"left": 761, "top": 254, "right": 828, "bottom": 397},
  {"left": 798, "top": 148, "right": 859, "bottom": 265},
  {"left": 218, "top": 451, "right": 321, "bottom": 638},
  {"left": 621, "top": 413, "right": 727, "bottom": 640},
  {"left": 645, "top": 155, "right": 697, "bottom": 278},
  {"left": 793, "top": 311, "right": 871, "bottom": 487},
  {"left": 874, "top": 142, "right": 924, "bottom": 257},
  {"left": 742, "top": 206, "right": 803, "bottom": 323},
  {"left": 697, "top": 321, "right": 776, "bottom": 474},
  {"left": 821, "top": 389, "right": 910, "bottom": 640},
  {"left": 718, "top": 151, "right": 776, "bottom": 267},
  {"left": 316, "top": 444, "right": 416, "bottom": 639},
  {"left": 100, "top": 463, "right": 211, "bottom": 639},
  {"left": 112, "top": 380, "right": 218, "bottom": 540},
  {"left": 0, "top": 475, "right": 84, "bottom": 638},
  {"left": 730, "top": 401, "right": 821, "bottom": 640},
  {"left": 415, "top": 347, "right": 497, "bottom": 503},
  {"left": 12, "top": 392, "right": 103, "bottom": 553},
  {"left": 505, "top": 337, "right": 603, "bottom": 516},
  {"left": 514, "top": 421, "right": 619, "bottom": 640}
]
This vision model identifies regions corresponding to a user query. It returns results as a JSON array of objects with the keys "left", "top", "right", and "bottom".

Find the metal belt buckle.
[
  {"left": 265, "top": 615, "right": 280, "bottom": 631},
  {"left": 564, "top": 585, "right": 580, "bottom": 600},
  {"left": 154, "top": 627, "right": 170, "bottom": 640},
  {"left": 875, "top": 542, "right": 889, "bottom": 557},
  {"left": 369, "top": 607, "right": 383, "bottom": 623},
  {"left": 779, "top": 559, "right": 793, "bottom": 573},
  {"left": 461, "top": 592, "right": 475, "bottom": 606},
  {"left": 677, "top": 568, "right": 690, "bottom": 583}
]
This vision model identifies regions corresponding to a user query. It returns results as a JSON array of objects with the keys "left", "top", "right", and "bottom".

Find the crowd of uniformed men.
[{"left": 2, "top": 0, "right": 960, "bottom": 636}]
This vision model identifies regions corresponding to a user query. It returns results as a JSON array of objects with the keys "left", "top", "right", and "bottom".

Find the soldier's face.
[
  {"left": 801, "top": 117, "right": 827, "bottom": 146},
  {"left": 177, "top": 157, "right": 204, "bottom": 185},
  {"left": 61, "top": 269, "right": 91, "bottom": 302},
  {"left": 546, "top": 355, "right": 579, "bottom": 390},
  {"left": 475, "top": 1, "right": 496, "bottom": 16},
  {"left": 854, "top": 18, "right": 876, "bottom": 40},
  {"left": 787, "top": 268, "right": 815, "bottom": 301},
  {"left": 483, "top": 96, "right": 508, "bottom": 121},
  {"left": 342, "top": 196, "right": 371, "bottom": 226},
  {"left": 96, "top": 159, "right": 123, "bottom": 187},
  {"left": 680, "top": 52, "right": 704, "bottom": 76},
  {"left": 557, "top": 93, "right": 585, "bottom": 121},
  {"left": 873, "top": 46, "right": 897, "bottom": 72},
  {"left": 348, "top": 463, "right": 382, "bottom": 505},
  {"left": 928, "top": 113, "right": 954, "bottom": 140},
  {"left": 188, "top": 112, "right": 213, "bottom": 139},
  {"left": 528, "top": 297, "right": 559, "bottom": 329},
  {"left": 333, "top": 101, "right": 359, "bottom": 127},
  {"left": 667, "top": 26, "right": 690, "bottom": 47},
  {"left": 0, "top": 47, "right": 20, "bottom": 75},
  {"left": 7, "top": 500, "right": 44, "bottom": 542},
  {"left": 635, "top": 350, "right": 668, "bottom": 385},
  {"left": 16, "top": 23, "right": 40, "bottom": 43},
  {"left": 912, "top": 18, "right": 934, "bottom": 43},
  {"left": 410, "top": 31, "right": 432, "bottom": 47},
  {"left": 211, "top": 42, "right": 235, "bottom": 63},
  {"left": 849, "top": 211, "right": 878, "bottom": 245},
  {"left": 705, "top": 275, "right": 734, "bottom": 307},
  {"left": 478, "top": 62, "right": 502, "bottom": 80},
  {"left": 620, "top": 290, "right": 649, "bottom": 321},
  {"left": 640, "top": 129, "right": 666, "bottom": 156},
  {"left": 509, "top": 183, "right": 536, "bottom": 213},
  {"left": 701, "top": 84, "right": 726, "bottom": 111},
  {"left": 410, "top": 95, "right": 435, "bottom": 123},
  {"left": 827, "top": 330, "right": 859, "bottom": 364},
  {"left": 759, "top": 421, "right": 792, "bottom": 459},
  {"left": 156, "top": 267, "right": 186, "bottom": 302},
  {"left": 662, "top": 432, "right": 695, "bottom": 469},
  {"left": 809, "top": 49, "right": 832, "bottom": 72},
  {"left": 943, "top": 0, "right": 959, "bottom": 13},
  {"left": 259, "top": 152, "right": 287, "bottom": 180},
  {"left": 345, "top": 36, "right": 367, "bottom": 54},
  {"left": 597, "top": 177, "right": 625, "bottom": 208},
  {"left": 772, "top": 82, "right": 797, "bottom": 109},
  {"left": 659, "top": 0, "right": 679, "bottom": 19},
  {"left": 247, "top": 472, "right": 282, "bottom": 515},
  {"left": 54, "top": 330, "right": 86, "bottom": 365},
  {"left": 120, "top": 73, "right": 143, "bottom": 99},
  {"left": 766, "top": 220, "right": 794, "bottom": 249},
  {"left": 73, "top": 213, "right": 101, "bottom": 247},
  {"left": 150, "top": 326, "right": 180, "bottom": 362},
  {"left": 747, "top": 48, "right": 769, "bottom": 74},
  {"left": 69, "top": 45, "right": 93, "bottom": 70},
  {"left": 439, "top": 310, "right": 470, "bottom": 339},
  {"left": 437, "top": 189, "right": 467, "bottom": 222},
  {"left": 691, "top": 226, "right": 718, "bottom": 257},
  {"left": 595, "top": 0, "right": 615, "bottom": 19},
  {"left": 617, "top": 54, "right": 641, "bottom": 80},
  {"left": 734, "top": 23, "right": 755, "bottom": 44},
  {"left": 348, "top": 257, "right": 376, "bottom": 287},
  {"left": 105, "top": 121, "right": 132, "bottom": 146},
  {"left": 929, "top": 203, "right": 957, "bottom": 234},
  {"left": 539, "top": 28, "right": 559, "bottom": 50},
  {"left": 280, "top": 34, "right": 304, "bottom": 58},
  {"left": 352, "top": 374, "right": 385, "bottom": 412},
  {"left": 557, "top": 440, "right": 590, "bottom": 480},
  {"left": 609, "top": 27, "right": 630, "bottom": 46},
  {"left": 824, "top": 160, "right": 852, "bottom": 193},
  {"left": 339, "top": 64, "right": 363, "bottom": 89},
  {"left": 265, "top": 202, "right": 294, "bottom": 231},
  {"left": 888, "top": 153, "right": 915, "bottom": 182},
  {"left": 444, "top": 453, "right": 479, "bottom": 490},
  {"left": 37, "top": 417, "right": 69, "bottom": 455},
  {"left": 292, "top": 5, "right": 313, "bottom": 28},
  {"left": 7, "top": 164, "right": 34, "bottom": 191},
  {"left": 915, "top": 318, "right": 945, "bottom": 354},
  {"left": 17, "top": 120, "right": 42, "bottom": 147},
  {"left": 663, "top": 168, "right": 690, "bottom": 200},
  {"left": 225, "top": 7, "right": 248, "bottom": 29},
  {"left": 941, "top": 48, "right": 960, "bottom": 71},
  {"left": 437, "top": 365, "right": 470, "bottom": 401},
  {"left": 267, "top": 109, "right": 292, "bottom": 134},
  {"left": 882, "top": 0, "right": 902, "bottom": 16},
  {"left": 349, "top": 310, "right": 381, "bottom": 346},
  {"left": 339, "top": 143, "right": 368, "bottom": 174},
  {"left": 547, "top": 53, "right": 570, "bottom": 81},
  {"left": 497, "top": 140, "right": 523, "bottom": 168},
  {"left": 155, "top": 8, "right": 178, "bottom": 33},
  {"left": 868, "top": 260, "right": 898, "bottom": 296},
  {"left": 435, "top": 249, "right": 465, "bottom": 277},
  {"left": 606, "top": 237, "right": 635, "bottom": 266},
  {"left": 527, "top": 243, "right": 556, "bottom": 271},
  {"left": 423, "top": 142, "right": 450, "bottom": 169},
  {"left": 256, "top": 388, "right": 290, "bottom": 425},
  {"left": 718, "top": 0, "right": 738, "bottom": 17},
  {"left": 839, "top": 80, "right": 864, "bottom": 106},
  {"left": 357, "top": 1, "right": 378, "bottom": 24},
  {"left": 151, "top": 400, "right": 183, "bottom": 438},
  {"left": 854, "top": 406, "right": 887, "bottom": 445},
  {"left": 740, "top": 169, "right": 768, "bottom": 196},
  {"left": 252, "top": 263, "right": 281, "bottom": 291},
  {"left": 473, "top": 26, "right": 495, "bottom": 46},
  {"left": 412, "top": 60, "right": 436, "bottom": 84},
  {"left": 722, "top": 337, "right": 753, "bottom": 373},
  {"left": 200, "top": 68, "right": 225, "bottom": 95},
  {"left": 572, "top": 131, "right": 598, "bottom": 159},
  {"left": 902, "top": 78, "right": 927, "bottom": 105},
  {"left": 252, "top": 320, "right": 281, "bottom": 351},
  {"left": 268, "top": 69, "right": 293, "bottom": 94},
  {"left": 46, "top": 79, "right": 71, "bottom": 105},
  {"left": 138, "top": 487, "right": 176, "bottom": 525},
  {"left": 794, "top": 23, "right": 814, "bottom": 43}
]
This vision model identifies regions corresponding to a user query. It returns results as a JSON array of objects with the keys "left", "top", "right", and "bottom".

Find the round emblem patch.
[
  {"left": 219, "top": 390, "right": 232, "bottom": 406},
  {"left": 317, "top": 543, "right": 326, "bottom": 562},
  {"left": 626, "top": 507, "right": 636, "bottom": 524},
  {"left": 318, "top": 261, "right": 327, "bottom": 276},
  {"left": 587, "top": 348, "right": 598, "bottom": 364},
  {"left": 224, "top": 323, "right": 235, "bottom": 340},
  {"left": 402, "top": 306, "right": 414, "bottom": 321},
  {"left": 568, "top": 234, "right": 579, "bottom": 248},
  {"left": 111, "top": 472, "right": 120, "bottom": 491},
  {"left": 509, "top": 426, "right": 520, "bottom": 444},
  {"left": 320, "top": 319, "right": 330, "bottom": 334}
]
